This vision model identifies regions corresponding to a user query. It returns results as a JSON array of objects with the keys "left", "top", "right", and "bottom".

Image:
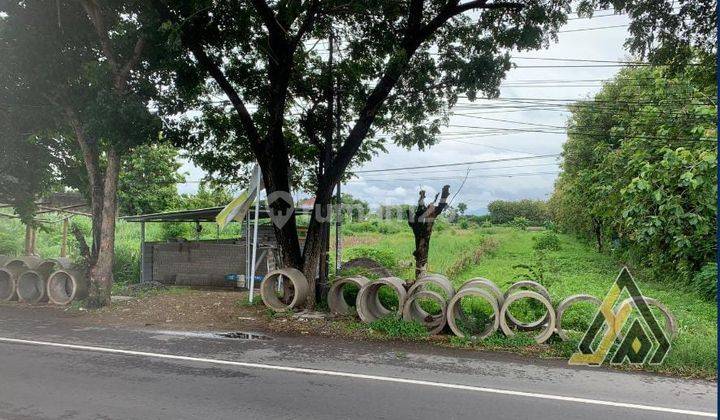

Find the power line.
[
  {"left": 352, "top": 171, "right": 562, "bottom": 183},
  {"left": 557, "top": 24, "right": 628, "bottom": 33},
  {"left": 354, "top": 154, "right": 559, "bottom": 174}
]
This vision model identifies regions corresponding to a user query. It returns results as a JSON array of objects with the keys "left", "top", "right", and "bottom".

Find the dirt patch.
[{"left": 79, "top": 289, "right": 268, "bottom": 331}]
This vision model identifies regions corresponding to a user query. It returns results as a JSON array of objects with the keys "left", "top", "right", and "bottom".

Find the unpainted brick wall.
[{"left": 144, "top": 225, "right": 278, "bottom": 287}]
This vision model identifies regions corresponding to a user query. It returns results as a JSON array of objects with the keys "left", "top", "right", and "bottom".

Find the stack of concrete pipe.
[
  {"left": 0, "top": 255, "right": 87, "bottom": 305},
  {"left": 260, "top": 268, "right": 677, "bottom": 344},
  {"left": 322, "top": 271, "right": 677, "bottom": 344}
]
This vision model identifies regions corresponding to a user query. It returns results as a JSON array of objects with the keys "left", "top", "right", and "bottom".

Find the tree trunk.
[
  {"left": 299, "top": 187, "right": 333, "bottom": 308},
  {"left": 408, "top": 185, "right": 451, "bottom": 281},
  {"left": 86, "top": 148, "right": 120, "bottom": 308}
]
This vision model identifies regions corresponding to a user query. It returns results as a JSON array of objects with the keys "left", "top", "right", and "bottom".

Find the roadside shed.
[{"left": 123, "top": 207, "right": 309, "bottom": 288}]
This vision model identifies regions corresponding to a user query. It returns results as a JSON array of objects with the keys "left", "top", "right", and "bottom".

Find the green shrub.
[
  {"left": 459, "top": 219, "right": 470, "bottom": 229},
  {"left": 689, "top": 263, "right": 717, "bottom": 300},
  {"left": 113, "top": 245, "right": 140, "bottom": 285},
  {"left": 344, "top": 246, "right": 397, "bottom": 269},
  {"left": 533, "top": 232, "right": 561, "bottom": 251},
  {"left": 510, "top": 216, "right": 529, "bottom": 230},
  {"left": 480, "top": 221, "right": 492, "bottom": 228},
  {"left": 342, "top": 219, "right": 404, "bottom": 235},
  {"left": 368, "top": 316, "right": 428, "bottom": 339},
  {"left": 160, "top": 222, "right": 190, "bottom": 241}
]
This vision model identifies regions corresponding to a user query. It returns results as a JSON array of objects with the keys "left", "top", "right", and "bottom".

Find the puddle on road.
[
  {"left": 216, "top": 332, "right": 271, "bottom": 340},
  {"left": 147, "top": 330, "right": 272, "bottom": 341}
]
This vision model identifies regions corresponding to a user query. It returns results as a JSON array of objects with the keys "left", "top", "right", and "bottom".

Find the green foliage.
[
  {"left": 456, "top": 202, "right": 468, "bottom": 216},
  {"left": 458, "top": 219, "right": 470, "bottom": 229},
  {"left": 344, "top": 246, "right": 397, "bottom": 270},
  {"left": 158, "top": 1, "right": 572, "bottom": 193},
  {"left": 549, "top": 65, "right": 717, "bottom": 285},
  {"left": 368, "top": 317, "right": 428, "bottom": 340},
  {"left": 342, "top": 219, "right": 404, "bottom": 236},
  {"left": 118, "top": 143, "right": 185, "bottom": 216},
  {"left": 533, "top": 232, "right": 561, "bottom": 251},
  {"left": 160, "top": 222, "right": 191, "bottom": 241},
  {"left": 689, "top": 263, "right": 717, "bottom": 301},
  {"left": 510, "top": 217, "right": 529, "bottom": 230},
  {"left": 579, "top": 1, "right": 715, "bottom": 71},
  {"left": 338, "top": 194, "right": 370, "bottom": 222},
  {"left": 487, "top": 200, "right": 549, "bottom": 225},
  {"left": 178, "top": 183, "right": 234, "bottom": 209}
]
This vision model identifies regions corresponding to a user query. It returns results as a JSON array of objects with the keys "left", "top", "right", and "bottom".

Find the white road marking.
[{"left": 0, "top": 336, "right": 714, "bottom": 418}]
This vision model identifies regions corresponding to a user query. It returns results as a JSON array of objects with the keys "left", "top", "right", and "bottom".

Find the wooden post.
[{"left": 60, "top": 218, "right": 69, "bottom": 258}]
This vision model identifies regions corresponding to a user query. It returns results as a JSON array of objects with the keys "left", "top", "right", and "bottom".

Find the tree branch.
[
  {"left": 152, "top": 0, "right": 262, "bottom": 148},
  {"left": 117, "top": 36, "right": 147, "bottom": 87},
  {"left": 80, "top": 0, "right": 119, "bottom": 73},
  {"left": 290, "top": 1, "right": 320, "bottom": 52},
  {"left": 248, "top": 0, "right": 288, "bottom": 38},
  {"left": 326, "top": 0, "right": 521, "bottom": 193},
  {"left": 80, "top": 0, "right": 146, "bottom": 90}
]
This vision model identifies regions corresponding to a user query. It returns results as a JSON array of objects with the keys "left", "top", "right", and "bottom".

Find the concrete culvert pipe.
[
  {"left": 446, "top": 288, "right": 500, "bottom": 340},
  {"left": 459, "top": 277, "right": 504, "bottom": 308},
  {"left": 499, "top": 290, "right": 556, "bottom": 344},
  {"left": 36, "top": 258, "right": 73, "bottom": 277},
  {"left": 0, "top": 267, "right": 18, "bottom": 301},
  {"left": 402, "top": 290, "right": 447, "bottom": 335},
  {"left": 260, "top": 268, "right": 309, "bottom": 311},
  {"left": 356, "top": 277, "right": 407, "bottom": 323},
  {"left": 17, "top": 270, "right": 48, "bottom": 303},
  {"left": 328, "top": 276, "right": 370, "bottom": 316},
  {"left": 4, "top": 256, "right": 41, "bottom": 271},
  {"left": 616, "top": 296, "right": 678, "bottom": 339},
  {"left": 503, "top": 280, "right": 552, "bottom": 331},
  {"left": 409, "top": 273, "right": 455, "bottom": 298},
  {"left": 47, "top": 270, "right": 88, "bottom": 305},
  {"left": 406, "top": 274, "right": 455, "bottom": 320},
  {"left": 555, "top": 294, "right": 602, "bottom": 341}
]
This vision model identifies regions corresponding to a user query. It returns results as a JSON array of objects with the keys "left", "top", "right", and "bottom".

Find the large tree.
[
  {"left": 549, "top": 65, "right": 716, "bottom": 281},
  {"left": 152, "top": 0, "right": 572, "bottom": 307},
  {"left": 0, "top": 1, "right": 166, "bottom": 306}
]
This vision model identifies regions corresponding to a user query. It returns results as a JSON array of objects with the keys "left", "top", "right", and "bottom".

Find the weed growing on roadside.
[{"left": 368, "top": 317, "right": 428, "bottom": 339}]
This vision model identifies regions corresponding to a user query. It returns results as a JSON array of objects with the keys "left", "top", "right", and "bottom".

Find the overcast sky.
[{"left": 179, "top": 13, "right": 632, "bottom": 214}]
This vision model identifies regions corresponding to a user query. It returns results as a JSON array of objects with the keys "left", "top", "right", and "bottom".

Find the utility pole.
[
  {"left": 317, "top": 24, "right": 335, "bottom": 302},
  {"left": 335, "top": 77, "right": 343, "bottom": 272}
]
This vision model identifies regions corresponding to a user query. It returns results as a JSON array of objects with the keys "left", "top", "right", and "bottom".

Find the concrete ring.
[
  {"left": 503, "top": 280, "right": 551, "bottom": 330},
  {"left": 459, "top": 277, "right": 504, "bottom": 307},
  {"left": 260, "top": 268, "right": 309, "bottom": 311},
  {"left": 617, "top": 296, "right": 677, "bottom": 339},
  {"left": 407, "top": 275, "right": 455, "bottom": 318},
  {"left": 402, "top": 290, "right": 447, "bottom": 335},
  {"left": 555, "top": 294, "right": 602, "bottom": 341},
  {"left": 500, "top": 290, "right": 556, "bottom": 344},
  {"left": 356, "top": 277, "right": 407, "bottom": 323},
  {"left": 446, "top": 287, "right": 500, "bottom": 340},
  {"left": 327, "top": 276, "right": 370, "bottom": 316}
]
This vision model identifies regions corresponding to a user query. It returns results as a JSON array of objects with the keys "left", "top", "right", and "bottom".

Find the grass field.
[
  {"left": 340, "top": 225, "right": 717, "bottom": 379},
  {"left": 0, "top": 215, "right": 715, "bottom": 378}
]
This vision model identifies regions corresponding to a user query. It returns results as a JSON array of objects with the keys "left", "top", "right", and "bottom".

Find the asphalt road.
[{"left": 0, "top": 305, "right": 715, "bottom": 420}]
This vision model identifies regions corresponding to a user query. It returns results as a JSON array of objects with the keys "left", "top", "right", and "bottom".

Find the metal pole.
[
  {"left": 249, "top": 169, "right": 262, "bottom": 302},
  {"left": 245, "top": 217, "right": 250, "bottom": 287},
  {"left": 140, "top": 221, "right": 146, "bottom": 283}
]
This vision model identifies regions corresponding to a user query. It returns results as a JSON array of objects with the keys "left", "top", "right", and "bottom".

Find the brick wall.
[{"left": 144, "top": 225, "right": 280, "bottom": 287}]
